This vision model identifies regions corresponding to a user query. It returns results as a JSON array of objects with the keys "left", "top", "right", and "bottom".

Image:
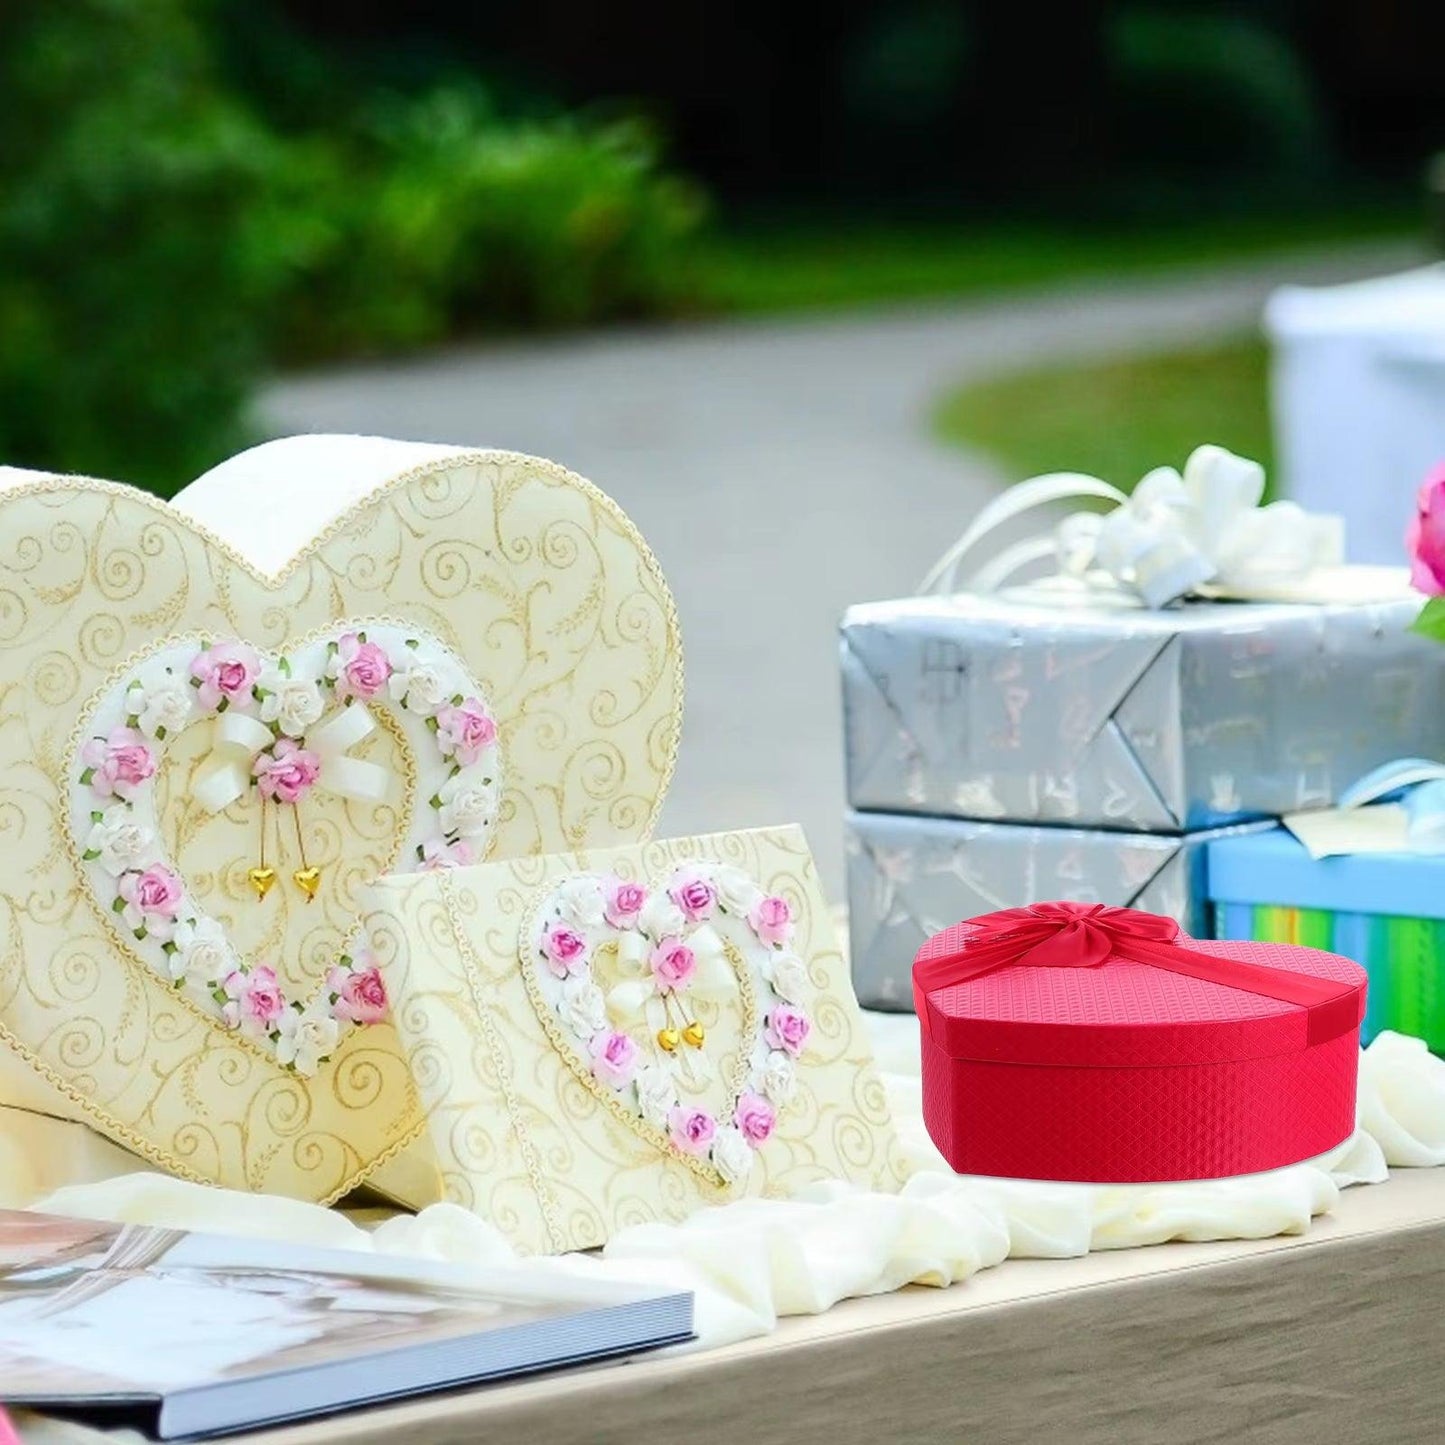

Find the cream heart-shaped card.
[
  {"left": 364, "top": 826, "right": 908, "bottom": 1253},
  {"left": 0, "top": 437, "right": 682, "bottom": 1205}
]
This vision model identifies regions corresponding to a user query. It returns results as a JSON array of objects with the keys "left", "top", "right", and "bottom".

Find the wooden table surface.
[{"left": 230, "top": 1166, "right": 1445, "bottom": 1445}]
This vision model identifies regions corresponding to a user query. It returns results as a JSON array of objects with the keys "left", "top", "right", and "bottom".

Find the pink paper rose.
[
  {"left": 253, "top": 738, "right": 322, "bottom": 803},
  {"left": 588, "top": 1029, "right": 639, "bottom": 1089},
  {"left": 81, "top": 727, "right": 156, "bottom": 799},
  {"left": 748, "top": 894, "right": 794, "bottom": 947},
  {"left": 668, "top": 868, "right": 717, "bottom": 923},
  {"left": 605, "top": 877, "right": 648, "bottom": 929},
  {"left": 222, "top": 964, "right": 286, "bottom": 1035},
  {"left": 734, "top": 1091, "right": 777, "bottom": 1147},
  {"left": 190, "top": 641, "right": 261, "bottom": 711},
  {"left": 649, "top": 937, "right": 697, "bottom": 993},
  {"left": 327, "top": 963, "right": 389, "bottom": 1025},
  {"left": 435, "top": 698, "right": 498, "bottom": 767},
  {"left": 542, "top": 924, "right": 589, "bottom": 977},
  {"left": 335, "top": 633, "right": 393, "bottom": 701},
  {"left": 1407, "top": 465, "right": 1445, "bottom": 596},
  {"left": 668, "top": 1105, "right": 716, "bottom": 1156},
  {"left": 419, "top": 837, "right": 475, "bottom": 871},
  {"left": 765, "top": 1004, "right": 811, "bottom": 1058},
  {"left": 117, "top": 864, "right": 183, "bottom": 936}
]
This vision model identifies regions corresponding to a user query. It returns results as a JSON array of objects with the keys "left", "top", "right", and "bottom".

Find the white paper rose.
[
  {"left": 437, "top": 770, "right": 498, "bottom": 839},
  {"left": 559, "top": 975, "right": 608, "bottom": 1039},
  {"left": 84, "top": 805, "right": 156, "bottom": 878},
  {"left": 257, "top": 668, "right": 325, "bottom": 738},
  {"left": 389, "top": 659, "right": 449, "bottom": 717},
  {"left": 633, "top": 1065, "right": 677, "bottom": 1129},
  {"left": 275, "top": 1009, "right": 341, "bottom": 1076},
  {"left": 169, "top": 915, "right": 233, "bottom": 986},
  {"left": 761, "top": 1049, "right": 797, "bottom": 1106},
  {"left": 639, "top": 890, "right": 687, "bottom": 941},
  {"left": 712, "top": 865, "right": 764, "bottom": 917},
  {"left": 125, "top": 676, "right": 194, "bottom": 740},
  {"left": 711, "top": 1125, "right": 754, "bottom": 1185},
  {"left": 765, "top": 952, "right": 810, "bottom": 1005},
  {"left": 555, "top": 875, "right": 606, "bottom": 931}
]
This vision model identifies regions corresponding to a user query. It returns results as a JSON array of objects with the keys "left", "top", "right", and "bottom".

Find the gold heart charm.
[
  {"left": 247, "top": 867, "right": 277, "bottom": 900},
  {"left": 292, "top": 866, "right": 321, "bottom": 902},
  {"left": 682, "top": 1021, "right": 706, "bottom": 1049},
  {"left": 656, "top": 1027, "right": 681, "bottom": 1053}
]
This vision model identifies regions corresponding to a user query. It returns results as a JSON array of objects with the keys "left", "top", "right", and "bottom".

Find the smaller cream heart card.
[{"left": 364, "top": 826, "right": 907, "bottom": 1253}]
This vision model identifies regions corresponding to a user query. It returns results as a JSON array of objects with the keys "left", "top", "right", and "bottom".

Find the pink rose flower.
[
  {"left": 221, "top": 964, "right": 286, "bottom": 1035},
  {"left": 588, "top": 1029, "right": 639, "bottom": 1089},
  {"left": 1407, "top": 465, "right": 1445, "bottom": 596},
  {"left": 190, "top": 641, "right": 261, "bottom": 711},
  {"left": 253, "top": 738, "right": 322, "bottom": 803},
  {"left": 649, "top": 937, "right": 696, "bottom": 993},
  {"left": 734, "top": 1091, "right": 777, "bottom": 1147},
  {"left": 327, "top": 964, "right": 389, "bottom": 1025},
  {"left": 748, "top": 894, "right": 794, "bottom": 947},
  {"left": 435, "top": 698, "right": 498, "bottom": 767},
  {"left": 668, "top": 1105, "right": 716, "bottom": 1156},
  {"left": 765, "top": 1004, "right": 811, "bottom": 1058},
  {"left": 604, "top": 877, "right": 647, "bottom": 929},
  {"left": 419, "top": 837, "right": 475, "bottom": 871},
  {"left": 81, "top": 726, "right": 156, "bottom": 799},
  {"left": 334, "top": 633, "right": 393, "bottom": 701},
  {"left": 117, "top": 864, "right": 183, "bottom": 937},
  {"left": 668, "top": 868, "right": 717, "bottom": 923},
  {"left": 542, "top": 924, "right": 588, "bottom": 978}
]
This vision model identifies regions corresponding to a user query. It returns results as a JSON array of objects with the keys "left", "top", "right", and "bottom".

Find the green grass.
[
  {"left": 697, "top": 207, "right": 1415, "bottom": 315},
  {"left": 931, "top": 336, "right": 1274, "bottom": 494}
]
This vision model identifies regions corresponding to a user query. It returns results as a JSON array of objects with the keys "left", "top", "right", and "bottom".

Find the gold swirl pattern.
[
  {"left": 366, "top": 826, "right": 908, "bottom": 1255},
  {"left": 0, "top": 451, "right": 682, "bottom": 1205}
]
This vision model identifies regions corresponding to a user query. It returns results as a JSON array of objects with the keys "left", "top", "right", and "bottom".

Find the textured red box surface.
[{"left": 915, "top": 906, "right": 1367, "bottom": 1183}]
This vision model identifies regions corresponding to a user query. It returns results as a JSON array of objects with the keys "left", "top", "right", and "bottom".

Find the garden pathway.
[{"left": 264, "top": 241, "right": 1418, "bottom": 897}]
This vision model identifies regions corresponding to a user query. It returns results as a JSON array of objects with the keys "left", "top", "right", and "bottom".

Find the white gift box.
[{"left": 1267, "top": 264, "right": 1445, "bottom": 563}]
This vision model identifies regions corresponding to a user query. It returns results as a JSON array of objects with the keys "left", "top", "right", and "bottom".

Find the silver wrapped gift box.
[
  {"left": 846, "top": 810, "right": 1271, "bottom": 1012},
  {"left": 841, "top": 590, "right": 1445, "bottom": 833}
]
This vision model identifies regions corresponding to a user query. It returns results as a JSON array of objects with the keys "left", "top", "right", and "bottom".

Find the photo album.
[{"left": 0, "top": 1210, "right": 692, "bottom": 1439}]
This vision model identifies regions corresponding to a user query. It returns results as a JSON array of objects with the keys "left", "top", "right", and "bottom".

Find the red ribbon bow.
[{"left": 913, "top": 901, "right": 1359, "bottom": 1048}]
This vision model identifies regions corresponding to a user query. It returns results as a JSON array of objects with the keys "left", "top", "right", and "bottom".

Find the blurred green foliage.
[
  {"left": 274, "top": 90, "right": 704, "bottom": 360},
  {"left": 0, "top": 0, "right": 703, "bottom": 492}
]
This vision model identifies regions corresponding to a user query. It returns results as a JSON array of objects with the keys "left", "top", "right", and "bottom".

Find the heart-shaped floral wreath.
[
  {"left": 71, "top": 622, "right": 500, "bottom": 1076},
  {"left": 525, "top": 862, "right": 811, "bottom": 1187}
]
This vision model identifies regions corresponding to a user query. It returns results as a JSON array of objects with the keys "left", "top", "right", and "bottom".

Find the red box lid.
[{"left": 915, "top": 915, "right": 1367, "bottom": 1069}]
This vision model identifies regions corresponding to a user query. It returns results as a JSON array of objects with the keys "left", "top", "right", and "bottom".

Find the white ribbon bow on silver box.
[{"left": 920, "top": 444, "right": 1345, "bottom": 609}]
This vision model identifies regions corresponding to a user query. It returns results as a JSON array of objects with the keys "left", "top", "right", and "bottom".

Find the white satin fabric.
[{"left": 3, "top": 1022, "right": 1441, "bottom": 1375}]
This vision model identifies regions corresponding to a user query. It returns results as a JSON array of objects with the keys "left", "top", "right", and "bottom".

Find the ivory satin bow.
[
  {"left": 193, "top": 703, "right": 391, "bottom": 814},
  {"left": 608, "top": 926, "right": 734, "bottom": 1088},
  {"left": 912, "top": 901, "right": 1360, "bottom": 1049},
  {"left": 919, "top": 445, "right": 1343, "bottom": 608}
]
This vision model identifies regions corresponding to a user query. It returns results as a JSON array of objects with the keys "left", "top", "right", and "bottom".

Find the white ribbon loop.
[
  {"left": 919, "top": 445, "right": 1344, "bottom": 609},
  {"left": 194, "top": 702, "right": 391, "bottom": 815},
  {"left": 307, "top": 704, "right": 390, "bottom": 805},
  {"left": 193, "top": 714, "right": 275, "bottom": 814}
]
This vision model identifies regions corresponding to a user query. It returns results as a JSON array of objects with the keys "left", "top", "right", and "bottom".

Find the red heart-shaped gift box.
[{"left": 914, "top": 902, "right": 1367, "bottom": 1182}]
